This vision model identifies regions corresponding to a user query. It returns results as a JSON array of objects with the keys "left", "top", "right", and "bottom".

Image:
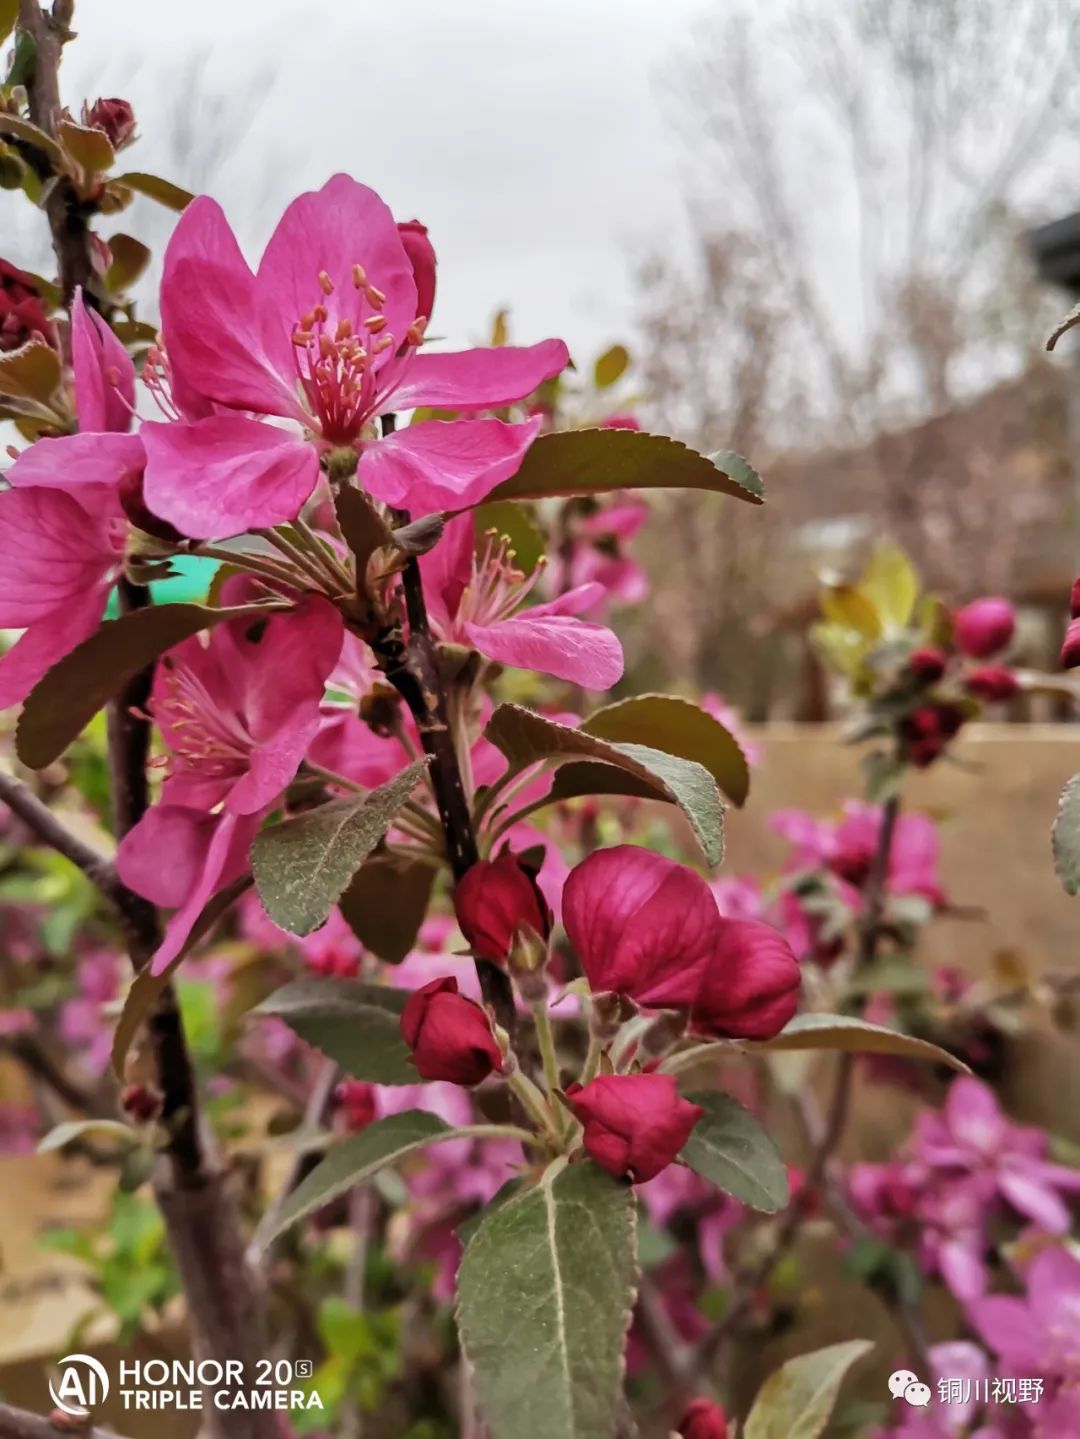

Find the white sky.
[{"left": 11, "top": 0, "right": 711, "bottom": 367}]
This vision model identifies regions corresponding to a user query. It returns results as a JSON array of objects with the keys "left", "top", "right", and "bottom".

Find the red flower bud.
[
  {"left": 677, "top": 1398, "right": 729, "bottom": 1439},
  {"left": 397, "top": 219, "right": 436, "bottom": 324},
  {"left": 83, "top": 97, "right": 137, "bottom": 151},
  {"left": 907, "top": 646, "right": 946, "bottom": 684},
  {"left": 964, "top": 665, "right": 1018, "bottom": 703},
  {"left": 120, "top": 1082, "right": 162, "bottom": 1123},
  {"left": 689, "top": 919, "right": 801, "bottom": 1041},
  {"left": 564, "top": 1072, "right": 702, "bottom": 1183},
  {"left": 1071, "top": 577, "right": 1080, "bottom": 620},
  {"left": 455, "top": 853, "right": 550, "bottom": 965},
  {"left": 0, "top": 258, "right": 55, "bottom": 354},
  {"left": 900, "top": 703, "right": 965, "bottom": 767},
  {"left": 953, "top": 596, "right": 1015, "bottom": 659},
  {"left": 333, "top": 1080, "right": 376, "bottom": 1131},
  {"left": 400, "top": 976, "right": 503, "bottom": 1086},
  {"left": 1062, "top": 616, "right": 1080, "bottom": 670}
]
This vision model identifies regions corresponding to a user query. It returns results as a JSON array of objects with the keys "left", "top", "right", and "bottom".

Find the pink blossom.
[
  {"left": 772, "top": 801, "right": 945, "bottom": 907},
  {"left": 58, "top": 946, "right": 121, "bottom": 1072},
  {"left": 141, "top": 175, "right": 569, "bottom": 538},
  {"left": 117, "top": 595, "right": 342, "bottom": 972},
  {"left": 0, "top": 294, "right": 139, "bottom": 708},
  {"left": 419, "top": 514, "right": 623, "bottom": 689},
  {"left": 970, "top": 1246, "right": 1080, "bottom": 1435}
]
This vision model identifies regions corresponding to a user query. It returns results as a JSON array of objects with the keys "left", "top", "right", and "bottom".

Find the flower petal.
[
  {"left": 141, "top": 416, "right": 318, "bottom": 539},
  {"left": 391, "top": 339, "right": 569, "bottom": 411},
  {"left": 361, "top": 415, "right": 541, "bottom": 515},
  {"left": 256, "top": 174, "right": 417, "bottom": 366},
  {"left": 0, "top": 486, "right": 118, "bottom": 624},
  {"left": 997, "top": 1168, "right": 1070, "bottom": 1233},
  {"left": 563, "top": 845, "right": 717, "bottom": 1005},
  {"left": 72, "top": 290, "right": 135, "bottom": 433},
  {"left": 161, "top": 195, "right": 300, "bottom": 420},
  {"left": 463, "top": 610, "right": 623, "bottom": 689},
  {"left": 0, "top": 583, "right": 108, "bottom": 710},
  {"left": 417, "top": 511, "right": 474, "bottom": 626},
  {"left": 117, "top": 807, "right": 259, "bottom": 974},
  {"left": 7, "top": 431, "right": 145, "bottom": 491}
]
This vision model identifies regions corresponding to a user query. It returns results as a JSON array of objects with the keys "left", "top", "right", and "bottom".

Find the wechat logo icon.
[{"left": 889, "top": 1369, "right": 932, "bottom": 1407}]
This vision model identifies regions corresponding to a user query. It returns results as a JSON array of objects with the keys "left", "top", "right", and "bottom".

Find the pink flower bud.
[
  {"left": 333, "top": 1080, "right": 376, "bottom": 1131},
  {"left": 0, "top": 258, "right": 55, "bottom": 354},
  {"left": 564, "top": 1073, "right": 702, "bottom": 1183},
  {"left": 454, "top": 853, "right": 550, "bottom": 965},
  {"left": 1062, "top": 616, "right": 1080, "bottom": 670},
  {"left": 400, "top": 976, "right": 503, "bottom": 1086},
  {"left": 907, "top": 646, "right": 946, "bottom": 684},
  {"left": 677, "top": 1398, "right": 729, "bottom": 1439},
  {"left": 397, "top": 219, "right": 436, "bottom": 323},
  {"left": 964, "top": 665, "right": 1019, "bottom": 703},
  {"left": 953, "top": 596, "right": 1015, "bottom": 659},
  {"left": 83, "top": 97, "right": 137, "bottom": 150},
  {"left": 689, "top": 919, "right": 801, "bottom": 1041},
  {"left": 900, "top": 702, "right": 966, "bottom": 767},
  {"left": 1071, "top": 577, "right": 1080, "bottom": 620},
  {"left": 120, "top": 1082, "right": 162, "bottom": 1123}
]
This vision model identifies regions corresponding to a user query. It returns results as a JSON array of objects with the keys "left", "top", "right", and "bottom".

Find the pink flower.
[
  {"left": 914, "top": 1078, "right": 1080, "bottom": 1236},
  {"left": 953, "top": 597, "right": 1015, "bottom": 659},
  {"left": 970, "top": 1246, "right": 1080, "bottom": 1433},
  {"left": 562, "top": 846, "right": 800, "bottom": 1037},
  {"left": 565, "top": 1072, "right": 703, "bottom": 1182},
  {"left": 419, "top": 513, "right": 623, "bottom": 689},
  {"left": 964, "top": 666, "right": 1019, "bottom": 703},
  {"left": 0, "top": 294, "right": 142, "bottom": 709},
  {"left": 117, "top": 595, "right": 342, "bottom": 972},
  {"left": 141, "top": 175, "right": 569, "bottom": 537},
  {"left": 677, "top": 1398, "right": 728, "bottom": 1439}
]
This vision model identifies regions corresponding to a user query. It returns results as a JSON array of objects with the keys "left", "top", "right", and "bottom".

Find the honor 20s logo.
[{"left": 49, "top": 1354, "right": 110, "bottom": 1417}]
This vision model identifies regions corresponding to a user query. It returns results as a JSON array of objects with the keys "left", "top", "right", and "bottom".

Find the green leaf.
[
  {"left": 748, "top": 1013, "right": 970, "bottom": 1073},
  {"left": 0, "top": 340, "right": 61, "bottom": 404},
  {"left": 257, "top": 1111, "right": 509, "bottom": 1246},
  {"left": 593, "top": 344, "right": 630, "bottom": 389},
  {"left": 581, "top": 693, "right": 749, "bottom": 807},
  {"left": 250, "top": 758, "right": 430, "bottom": 935},
  {"left": 338, "top": 855, "right": 436, "bottom": 963},
  {"left": 0, "top": 113, "right": 65, "bottom": 167},
  {"left": 16, "top": 603, "right": 264, "bottom": 768},
  {"left": 113, "top": 171, "right": 194, "bottom": 211},
  {"left": 334, "top": 484, "right": 394, "bottom": 577},
  {"left": 680, "top": 1092, "right": 789, "bottom": 1212},
  {"left": 38, "top": 1119, "right": 137, "bottom": 1154},
  {"left": 253, "top": 977, "right": 414, "bottom": 1083},
  {"left": 820, "top": 584, "right": 882, "bottom": 639},
  {"left": 473, "top": 499, "right": 544, "bottom": 576},
  {"left": 480, "top": 428, "right": 764, "bottom": 508},
  {"left": 104, "top": 233, "right": 152, "bottom": 292},
  {"left": 1053, "top": 773, "right": 1080, "bottom": 895},
  {"left": 860, "top": 544, "right": 919, "bottom": 632},
  {"left": 744, "top": 1339, "right": 873, "bottom": 1439},
  {"left": 58, "top": 118, "right": 115, "bottom": 173},
  {"left": 486, "top": 703, "right": 724, "bottom": 865},
  {"left": 457, "top": 1161, "right": 638, "bottom": 1439}
]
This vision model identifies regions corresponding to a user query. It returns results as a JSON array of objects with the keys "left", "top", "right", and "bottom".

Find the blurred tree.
[{"left": 633, "top": 0, "right": 1080, "bottom": 711}]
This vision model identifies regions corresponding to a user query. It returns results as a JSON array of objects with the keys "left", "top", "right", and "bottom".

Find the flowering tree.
[{"left": 0, "top": 7, "right": 1077, "bottom": 1439}]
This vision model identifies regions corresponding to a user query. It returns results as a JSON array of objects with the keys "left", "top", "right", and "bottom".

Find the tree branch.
[{"left": 371, "top": 553, "right": 516, "bottom": 1035}]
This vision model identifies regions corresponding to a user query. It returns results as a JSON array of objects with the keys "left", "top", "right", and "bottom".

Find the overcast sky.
[{"left": 13, "top": 0, "right": 712, "bottom": 367}]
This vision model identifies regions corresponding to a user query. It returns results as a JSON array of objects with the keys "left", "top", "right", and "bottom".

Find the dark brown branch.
[
  {"left": 0, "top": 1400, "right": 127, "bottom": 1439},
  {"left": 16, "top": 2, "right": 98, "bottom": 305},
  {"left": 0, "top": 770, "right": 119, "bottom": 896},
  {"left": 371, "top": 556, "right": 516, "bottom": 1035}
]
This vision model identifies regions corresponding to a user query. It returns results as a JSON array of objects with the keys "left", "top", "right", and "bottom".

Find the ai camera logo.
[
  {"left": 889, "top": 1368, "right": 932, "bottom": 1408},
  {"left": 50, "top": 1354, "right": 110, "bottom": 1417}
]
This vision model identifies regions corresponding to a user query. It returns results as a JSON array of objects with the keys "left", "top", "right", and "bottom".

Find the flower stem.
[
  {"left": 507, "top": 1069, "right": 558, "bottom": 1143},
  {"left": 580, "top": 1032, "right": 603, "bottom": 1087}
]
